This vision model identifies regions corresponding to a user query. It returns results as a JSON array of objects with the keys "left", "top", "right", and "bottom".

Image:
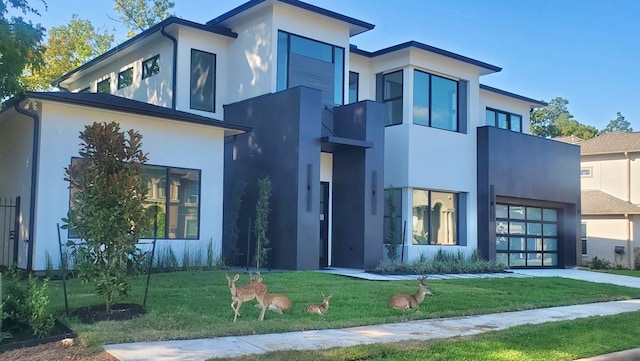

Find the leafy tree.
[
  {"left": 22, "top": 14, "right": 113, "bottom": 90},
  {"left": 600, "top": 112, "right": 633, "bottom": 134},
  {"left": 0, "top": 0, "right": 46, "bottom": 99},
  {"left": 530, "top": 97, "right": 597, "bottom": 140},
  {"left": 254, "top": 176, "right": 271, "bottom": 271},
  {"left": 63, "top": 121, "right": 151, "bottom": 312},
  {"left": 112, "top": 0, "right": 174, "bottom": 38}
]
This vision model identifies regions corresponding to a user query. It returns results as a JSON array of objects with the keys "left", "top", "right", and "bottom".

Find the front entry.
[{"left": 319, "top": 182, "right": 329, "bottom": 268}]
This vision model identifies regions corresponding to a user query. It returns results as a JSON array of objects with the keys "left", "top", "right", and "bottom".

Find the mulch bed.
[{"left": 71, "top": 303, "right": 146, "bottom": 324}]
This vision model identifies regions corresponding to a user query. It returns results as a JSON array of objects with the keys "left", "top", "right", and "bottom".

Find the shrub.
[
  {"left": 374, "top": 250, "right": 505, "bottom": 274},
  {"left": 1, "top": 270, "right": 55, "bottom": 338},
  {"left": 588, "top": 256, "right": 612, "bottom": 270}
]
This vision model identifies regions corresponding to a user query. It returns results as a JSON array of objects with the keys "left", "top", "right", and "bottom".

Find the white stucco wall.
[
  {"left": 0, "top": 111, "right": 36, "bottom": 268},
  {"left": 175, "top": 27, "right": 231, "bottom": 119},
  {"left": 67, "top": 35, "right": 174, "bottom": 108},
  {"left": 479, "top": 88, "right": 533, "bottom": 134},
  {"left": 348, "top": 53, "right": 373, "bottom": 102},
  {"left": 32, "top": 101, "right": 227, "bottom": 271}
]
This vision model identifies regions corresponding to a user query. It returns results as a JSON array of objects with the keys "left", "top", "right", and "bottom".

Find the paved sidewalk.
[
  {"left": 105, "top": 299, "right": 640, "bottom": 361},
  {"left": 104, "top": 270, "right": 640, "bottom": 361}
]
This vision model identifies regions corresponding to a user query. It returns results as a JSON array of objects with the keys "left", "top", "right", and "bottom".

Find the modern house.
[
  {"left": 0, "top": 0, "right": 580, "bottom": 272},
  {"left": 576, "top": 132, "right": 640, "bottom": 268}
]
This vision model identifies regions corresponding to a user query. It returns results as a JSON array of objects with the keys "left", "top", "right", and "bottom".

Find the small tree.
[
  {"left": 63, "top": 121, "right": 151, "bottom": 311},
  {"left": 254, "top": 176, "right": 271, "bottom": 271},
  {"left": 385, "top": 187, "right": 401, "bottom": 261}
]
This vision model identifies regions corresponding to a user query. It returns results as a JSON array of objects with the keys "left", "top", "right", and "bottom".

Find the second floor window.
[
  {"left": 142, "top": 55, "right": 160, "bottom": 79},
  {"left": 118, "top": 67, "right": 133, "bottom": 89},
  {"left": 190, "top": 49, "right": 216, "bottom": 112},
  {"left": 97, "top": 78, "right": 110, "bottom": 94},
  {"left": 413, "top": 70, "right": 458, "bottom": 131},
  {"left": 382, "top": 70, "right": 403, "bottom": 126},
  {"left": 348, "top": 71, "right": 359, "bottom": 104},
  {"left": 486, "top": 108, "right": 522, "bottom": 132}
]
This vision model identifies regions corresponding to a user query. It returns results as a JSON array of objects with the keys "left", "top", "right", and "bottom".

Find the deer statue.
[
  {"left": 388, "top": 276, "right": 433, "bottom": 310},
  {"left": 250, "top": 274, "right": 292, "bottom": 314},
  {"left": 225, "top": 273, "right": 268, "bottom": 322},
  {"left": 305, "top": 293, "right": 332, "bottom": 315}
]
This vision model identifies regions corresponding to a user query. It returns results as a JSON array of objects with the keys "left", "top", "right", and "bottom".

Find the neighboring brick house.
[
  {"left": 0, "top": 0, "right": 581, "bottom": 271},
  {"left": 577, "top": 132, "right": 640, "bottom": 268}
]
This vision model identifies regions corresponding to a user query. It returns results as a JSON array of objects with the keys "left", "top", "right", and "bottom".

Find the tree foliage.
[
  {"left": 0, "top": 0, "right": 46, "bottom": 98},
  {"left": 530, "top": 97, "right": 597, "bottom": 140},
  {"left": 254, "top": 176, "right": 271, "bottom": 271},
  {"left": 113, "top": 0, "right": 174, "bottom": 38},
  {"left": 600, "top": 112, "right": 633, "bottom": 134},
  {"left": 63, "top": 121, "right": 151, "bottom": 312},
  {"left": 22, "top": 14, "right": 113, "bottom": 90}
]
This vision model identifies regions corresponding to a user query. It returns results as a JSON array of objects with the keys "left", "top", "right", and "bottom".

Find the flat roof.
[{"left": 480, "top": 84, "right": 547, "bottom": 107}]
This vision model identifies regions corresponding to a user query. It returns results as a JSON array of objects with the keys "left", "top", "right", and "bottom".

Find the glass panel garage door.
[{"left": 495, "top": 204, "right": 558, "bottom": 268}]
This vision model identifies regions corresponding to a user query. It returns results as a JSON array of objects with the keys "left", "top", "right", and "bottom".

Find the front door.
[{"left": 319, "top": 182, "right": 329, "bottom": 268}]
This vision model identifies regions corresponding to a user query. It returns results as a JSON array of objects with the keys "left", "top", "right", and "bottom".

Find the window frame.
[
  {"left": 413, "top": 69, "right": 459, "bottom": 132},
  {"left": 382, "top": 70, "right": 404, "bottom": 126},
  {"left": 97, "top": 78, "right": 111, "bottom": 94},
  {"left": 190, "top": 49, "right": 216, "bottom": 113},
  {"left": 348, "top": 71, "right": 359, "bottom": 104},
  {"left": 411, "top": 189, "right": 459, "bottom": 245},
  {"left": 118, "top": 67, "right": 134, "bottom": 89},
  {"left": 142, "top": 54, "right": 160, "bottom": 79},
  {"left": 486, "top": 107, "right": 523, "bottom": 133}
]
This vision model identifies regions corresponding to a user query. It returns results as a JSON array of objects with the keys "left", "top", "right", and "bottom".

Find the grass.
[
  {"left": 213, "top": 311, "right": 640, "bottom": 361},
  {"left": 596, "top": 269, "right": 640, "bottom": 278},
  {"left": 44, "top": 270, "right": 640, "bottom": 350}
]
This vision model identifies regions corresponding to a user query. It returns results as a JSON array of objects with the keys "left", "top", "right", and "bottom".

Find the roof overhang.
[
  {"left": 350, "top": 41, "right": 502, "bottom": 75},
  {"left": 480, "top": 84, "right": 547, "bottom": 108},
  {"left": 207, "top": 0, "right": 375, "bottom": 37},
  {"left": 4, "top": 92, "right": 250, "bottom": 137},
  {"left": 51, "top": 17, "right": 237, "bottom": 90}
]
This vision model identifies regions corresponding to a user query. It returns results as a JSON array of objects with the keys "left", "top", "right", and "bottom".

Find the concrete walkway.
[{"left": 104, "top": 270, "right": 640, "bottom": 361}]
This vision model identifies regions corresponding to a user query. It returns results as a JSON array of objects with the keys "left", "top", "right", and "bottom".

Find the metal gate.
[{"left": 0, "top": 196, "right": 20, "bottom": 267}]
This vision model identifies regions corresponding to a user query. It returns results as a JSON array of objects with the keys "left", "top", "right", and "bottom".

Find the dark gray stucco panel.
[
  {"left": 223, "top": 87, "right": 322, "bottom": 270},
  {"left": 331, "top": 101, "right": 385, "bottom": 269},
  {"left": 477, "top": 126, "right": 580, "bottom": 267}
]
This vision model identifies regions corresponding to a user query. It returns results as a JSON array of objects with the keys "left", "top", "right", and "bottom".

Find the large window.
[
  {"left": 68, "top": 158, "right": 201, "bottom": 240},
  {"left": 142, "top": 165, "right": 201, "bottom": 239},
  {"left": 142, "top": 55, "right": 160, "bottom": 79},
  {"left": 118, "top": 67, "right": 133, "bottom": 89},
  {"left": 190, "top": 49, "right": 216, "bottom": 112},
  {"left": 348, "top": 71, "right": 359, "bottom": 104},
  {"left": 413, "top": 70, "right": 458, "bottom": 131},
  {"left": 412, "top": 189, "right": 458, "bottom": 245},
  {"left": 486, "top": 108, "right": 522, "bottom": 132},
  {"left": 97, "top": 78, "right": 111, "bottom": 93},
  {"left": 383, "top": 70, "right": 403, "bottom": 126},
  {"left": 495, "top": 204, "right": 558, "bottom": 267},
  {"left": 277, "top": 31, "right": 345, "bottom": 106}
]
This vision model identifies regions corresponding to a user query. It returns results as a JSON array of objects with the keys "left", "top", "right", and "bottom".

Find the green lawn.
[
  {"left": 597, "top": 269, "right": 640, "bottom": 278},
  {"left": 46, "top": 270, "right": 640, "bottom": 350}
]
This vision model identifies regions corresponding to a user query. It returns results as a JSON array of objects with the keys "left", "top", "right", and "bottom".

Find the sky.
[{"left": 16, "top": 0, "right": 640, "bottom": 131}]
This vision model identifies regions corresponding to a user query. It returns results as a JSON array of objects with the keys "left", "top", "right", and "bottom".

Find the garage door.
[{"left": 495, "top": 204, "right": 559, "bottom": 268}]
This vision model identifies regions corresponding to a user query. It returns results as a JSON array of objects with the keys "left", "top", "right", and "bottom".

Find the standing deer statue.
[
  {"left": 226, "top": 273, "right": 268, "bottom": 322},
  {"left": 250, "top": 274, "right": 292, "bottom": 314},
  {"left": 388, "top": 276, "right": 433, "bottom": 310},
  {"left": 305, "top": 293, "right": 332, "bottom": 315}
]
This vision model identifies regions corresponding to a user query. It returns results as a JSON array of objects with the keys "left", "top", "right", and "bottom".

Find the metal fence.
[{"left": 0, "top": 196, "right": 20, "bottom": 267}]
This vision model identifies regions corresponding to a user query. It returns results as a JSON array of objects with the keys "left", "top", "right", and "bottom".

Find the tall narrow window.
[
  {"left": 348, "top": 71, "right": 359, "bottom": 104},
  {"left": 142, "top": 55, "right": 160, "bottom": 79},
  {"left": 190, "top": 49, "right": 216, "bottom": 112},
  {"left": 97, "top": 78, "right": 111, "bottom": 94},
  {"left": 413, "top": 70, "right": 458, "bottom": 131},
  {"left": 118, "top": 67, "right": 133, "bottom": 89},
  {"left": 383, "top": 70, "right": 403, "bottom": 126}
]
